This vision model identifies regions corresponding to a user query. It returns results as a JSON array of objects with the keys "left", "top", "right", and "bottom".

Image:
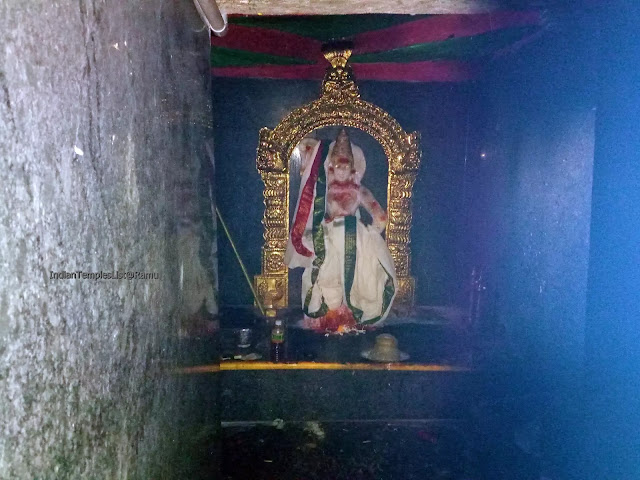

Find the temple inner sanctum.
[{"left": 1, "top": 1, "right": 639, "bottom": 479}]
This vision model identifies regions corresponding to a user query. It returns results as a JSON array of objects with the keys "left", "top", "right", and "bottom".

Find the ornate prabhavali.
[{"left": 255, "top": 46, "right": 421, "bottom": 315}]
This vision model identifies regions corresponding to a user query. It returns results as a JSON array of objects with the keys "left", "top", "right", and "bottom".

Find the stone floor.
[{"left": 220, "top": 422, "right": 477, "bottom": 480}]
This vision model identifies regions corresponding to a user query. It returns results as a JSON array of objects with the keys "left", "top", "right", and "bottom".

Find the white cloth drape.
[{"left": 285, "top": 139, "right": 397, "bottom": 325}]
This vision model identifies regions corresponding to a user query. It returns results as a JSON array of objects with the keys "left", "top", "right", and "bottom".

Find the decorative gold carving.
[
  {"left": 323, "top": 46, "right": 352, "bottom": 68},
  {"left": 263, "top": 250, "right": 287, "bottom": 275},
  {"left": 387, "top": 244, "right": 410, "bottom": 277},
  {"left": 395, "top": 276, "right": 416, "bottom": 307},
  {"left": 255, "top": 275, "right": 288, "bottom": 314},
  {"left": 321, "top": 47, "right": 360, "bottom": 103},
  {"left": 255, "top": 47, "right": 421, "bottom": 311}
]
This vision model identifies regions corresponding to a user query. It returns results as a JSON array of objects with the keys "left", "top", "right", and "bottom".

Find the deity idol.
[{"left": 285, "top": 129, "right": 397, "bottom": 331}]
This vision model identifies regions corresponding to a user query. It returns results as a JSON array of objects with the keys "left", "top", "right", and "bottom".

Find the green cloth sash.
[
  {"left": 303, "top": 142, "right": 329, "bottom": 318},
  {"left": 359, "top": 262, "right": 395, "bottom": 325},
  {"left": 343, "top": 216, "right": 363, "bottom": 321}
]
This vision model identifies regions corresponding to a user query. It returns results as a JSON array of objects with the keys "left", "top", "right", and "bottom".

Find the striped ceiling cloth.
[{"left": 210, "top": 12, "right": 542, "bottom": 82}]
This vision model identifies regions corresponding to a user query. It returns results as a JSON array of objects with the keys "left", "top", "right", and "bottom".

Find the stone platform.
[
  {"left": 217, "top": 363, "right": 476, "bottom": 422},
  {"left": 177, "top": 306, "right": 479, "bottom": 423}
]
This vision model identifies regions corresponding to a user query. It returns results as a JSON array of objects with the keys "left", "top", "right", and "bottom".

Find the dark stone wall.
[
  {"left": 585, "top": 2, "right": 640, "bottom": 391},
  {"left": 582, "top": 3, "right": 640, "bottom": 478},
  {"left": 463, "top": 11, "right": 600, "bottom": 479},
  {"left": 212, "top": 78, "right": 476, "bottom": 307},
  {"left": 0, "top": 0, "right": 216, "bottom": 478},
  {"left": 470, "top": 10, "right": 598, "bottom": 383}
]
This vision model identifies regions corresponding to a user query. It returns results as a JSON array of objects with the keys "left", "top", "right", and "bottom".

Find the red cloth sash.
[{"left": 291, "top": 142, "right": 323, "bottom": 257}]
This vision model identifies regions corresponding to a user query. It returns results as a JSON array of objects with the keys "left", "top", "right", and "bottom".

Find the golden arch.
[{"left": 254, "top": 48, "right": 421, "bottom": 315}]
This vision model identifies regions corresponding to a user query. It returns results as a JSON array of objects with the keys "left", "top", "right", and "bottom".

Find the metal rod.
[
  {"left": 193, "top": 0, "right": 228, "bottom": 36},
  {"left": 215, "top": 206, "right": 266, "bottom": 316}
]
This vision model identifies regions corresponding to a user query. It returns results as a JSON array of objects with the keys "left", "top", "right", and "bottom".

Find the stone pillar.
[{"left": 0, "top": 0, "right": 216, "bottom": 477}]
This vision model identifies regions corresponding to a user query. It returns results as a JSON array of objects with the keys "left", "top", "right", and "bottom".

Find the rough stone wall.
[{"left": 0, "top": 0, "right": 212, "bottom": 478}]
